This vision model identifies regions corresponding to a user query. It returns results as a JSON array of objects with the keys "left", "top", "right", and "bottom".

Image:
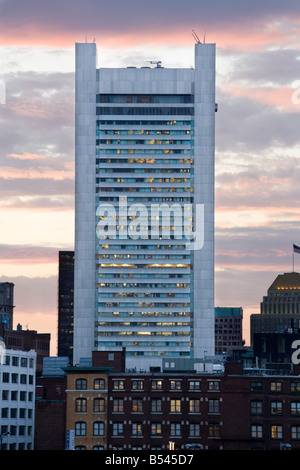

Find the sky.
[{"left": 0, "top": 0, "right": 300, "bottom": 355}]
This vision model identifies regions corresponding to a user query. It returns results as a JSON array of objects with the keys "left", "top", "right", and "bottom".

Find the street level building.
[
  {"left": 0, "top": 347, "right": 36, "bottom": 450},
  {"left": 74, "top": 41, "right": 216, "bottom": 369}
]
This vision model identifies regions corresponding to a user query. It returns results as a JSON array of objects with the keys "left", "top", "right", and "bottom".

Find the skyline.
[{"left": 0, "top": 1, "right": 300, "bottom": 354}]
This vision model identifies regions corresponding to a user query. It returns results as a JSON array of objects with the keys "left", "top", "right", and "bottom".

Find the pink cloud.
[
  {"left": 1, "top": 166, "right": 74, "bottom": 180},
  {"left": 8, "top": 152, "right": 47, "bottom": 160}
]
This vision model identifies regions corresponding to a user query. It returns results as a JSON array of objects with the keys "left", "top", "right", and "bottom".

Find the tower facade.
[
  {"left": 250, "top": 272, "right": 300, "bottom": 343},
  {"left": 74, "top": 42, "right": 216, "bottom": 368}
]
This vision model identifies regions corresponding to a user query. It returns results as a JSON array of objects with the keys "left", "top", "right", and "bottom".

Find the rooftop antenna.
[
  {"left": 148, "top": 60, "right": 162, "bottom": 68},
  {"left": 192, "top": 30, "right": 201, "bottom": 44}
]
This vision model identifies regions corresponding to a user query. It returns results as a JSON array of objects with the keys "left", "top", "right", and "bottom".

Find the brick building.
[{"left": 50, "top": 352, "right": 300, "bottom": 450}]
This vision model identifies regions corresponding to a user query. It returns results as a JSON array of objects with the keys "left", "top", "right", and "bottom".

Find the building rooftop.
[{"left": 268, "top": 272, "right": 300, "bottom": 292}]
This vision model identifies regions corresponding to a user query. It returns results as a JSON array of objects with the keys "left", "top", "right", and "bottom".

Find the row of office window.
[
  {"left": 250, "top": 380, "right": 300, "bottom": 392},
  {"left": 251, "top": 400, "right": 300, "bottom": 415},
  {"left": 74, "top": 378, "right": 219, "bottom": 391},
  {"left": 74, "top": 421, "right": 217, "bottom": 439},
  {"left": 1, "top": 372, "right": 34, "bottom": 384},
  {"left": 251, "top": 424, "right": 300, "bottom": 440},
  {"left": 74, "top": 397, "right": 220, "bottom": 414}
]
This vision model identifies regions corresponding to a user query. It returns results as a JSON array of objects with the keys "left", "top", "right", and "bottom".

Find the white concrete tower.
[{"left": 73, "top": 42, "right": 216, "bottom": 368}]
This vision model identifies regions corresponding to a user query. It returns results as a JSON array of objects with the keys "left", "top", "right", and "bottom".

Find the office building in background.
[
  {"left": 74, "top": 41, "right": 216, "bottom": 368},
  {"left": 58, "top": 251, "right": 74, "bottom": 363}
]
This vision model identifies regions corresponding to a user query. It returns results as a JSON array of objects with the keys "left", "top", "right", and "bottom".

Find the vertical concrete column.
[
  {"left": 73, "top": 43, "right": 97, "bottom": 364},
  {"left": 192, "top": 43, "right": 216, "bottom": 358}
]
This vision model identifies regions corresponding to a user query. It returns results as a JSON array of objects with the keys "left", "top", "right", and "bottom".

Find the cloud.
[{"left": 0, "top": 0, "right": 299, "bottom": 49}]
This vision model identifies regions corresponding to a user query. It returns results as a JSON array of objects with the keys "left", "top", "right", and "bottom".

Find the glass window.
[
  {"left": 189, "top": 381, "right": 201, "bottom": 391},
  {"left": 170, "top": 380, "right": 181, "bottom": 390},
  {"left": 113, "top": 380, "right": 125, "bottom": 390},
  {"left": 170, "top": 423, "right": 181, "bottom": 436},
  {"left": 170, "top": 399, "right": 181, "bottom": 413},
  {"left": 151, "top": 399, "right": 162, "bottom": 413},
  {"left": 151, "top": 380, "right": 163, "bottom": 390},
  {"left": 93, "top": 398, "right": 105, "bottom": 413},
  {"left": 270, "top": 381, "right": 282, "bottom": 392},
  {"left": 271, "top": 425, "right": 283, "bottom": 439},
  {"left": 291, "top": 402, "right": 300, "bottom": 415},
  {"left": 208, "top": 423, "right": 220, "bottom": 438},
  {"left": 251, "top": 424, "right": 263, "bottom": 439},
  {"left": 189, "top": 423, "right": 200, "bottom": 437},
  {"left": 271, "top": 401, "right": 282, "bottom": 415},
  {"left": 132, "top": 423, "right": 143, "bottom": 436},
  {"left": 291, "top": 426, "right": 300, "bottom": 440},
  {"left": 208, "top": 399, "right": 220, "bottom": 414},
  {"left": 132, "top": 380, "right": 143, "bottom": 390},
  {"left": 132, "top": 399, "right": 143, "bottom": 412},
  {"left": 93, "top": 421, "right": 105, "bottom": 436},
  {"left": 113, "top": 398, "right": 124, "bottom": 413},
  {"left": 94, "top": 378, "right": 105, "bottom": 390},
  {"left": 208, "top": 381, "right": 220, "bottom": 391},
  {"left": 189, "top": 399, "right": 200, "bottom": 413},
  {"left": 250, "top": 401, "right": 263, "bottom": 415},
  {"left": 151, "top": 423, "right": 162, "bottom": 435},
  {"left": 75, "top": 421, "right": 86, "bottom": 436},
  {"left": 76, "top": 378, "right": 87, "bottom": 390},
  {"left": 75, "top": 398, "right": 87, "bottom": 413},
  {"left": 113, "top": 422, "right": 123, "bottom": 436}
]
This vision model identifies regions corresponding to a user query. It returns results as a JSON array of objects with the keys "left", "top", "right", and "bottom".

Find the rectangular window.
[
  {"left": 75, "top": 421, "right": 86, "bottom": 436},
  {"left": 271, "top": 401, "right": 282, "bottom": 415},
  {"left": 189, "top": 381, "right": 201, "bottom": 391},
  {"left": 189, "top": 399, "right": 200, "bottom": 413},
  {"left": 271, "top": 425, "right": 283, "bottom": 439},
  {"left": 151, "top": 380, "right": 163, "bottom": 390},
  {"left": 93, "top": 421, "right": 105, "bottom": 436},
  {"left": 291, "top": 402, "right": 300, "bottom": 415},
  {"left": 113, "top": 399, "right": 124, "bottom": 413},
  {"left": 208, "top": 423, "right": 220, "bottom": 437},
  {"left": 291, "top": 426, "right": 300, "bottom": 439},
  {"left": 270, "top": 381, "right": 282, "bottom": 392},
  {"left": 170, "top": 423, "right": 181, "bottom": 437},
  {"left": 189, "top": 423, "right": 200, "bottom": 437},
  {"left": 132, "top": 423, "right": 143, "bottom": 436},
  {"left": 208, "top": 381, "right": 220, "bottom": 391},
  {"left": 251, "top": 424, "right": 263, "bottom": 439},
  {"left": 208, "top": 399, "right": 220, "bottom": 414},
  {"left": 170, "top": 380, "right": 181, "bottom": 390},
  {"left": 113, "top": 422, "right": 123, "bottom": 436},
  {"left": 250, "top": 401, "right": 263, "bottom": 415},
  {"left": 151, "top": 399, "right": 162, "bottom": 413},
  {"left": 151, "top": 423, "right": 162, "bottom": 436},
  {"left": 113, "top": 380, "right": 125, "bottom": 390},
  {"left": 132, "top": 380, "right": 143, "bottom": 390},
  {"left": 250, "top": 381, "right": 262, "bottom": 392},
  {"left": 132, "top": 399, "right": 143, "bottom": 413},
  {"left": 170, "top": 399, "right": 181, "bottom": 413}
]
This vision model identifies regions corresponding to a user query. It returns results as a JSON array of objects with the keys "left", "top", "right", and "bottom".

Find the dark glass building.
[{"left": 58, "top": 251, "right": 74, "bottom": 362}]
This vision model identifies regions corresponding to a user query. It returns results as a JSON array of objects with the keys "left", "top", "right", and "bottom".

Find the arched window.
[
  {"left": 75, "top": 421, "right": 86, "bottom": 436},
  {"left": 94, "top": 378, "right": 105, "bottom": 390},
  {"left": 93, "top": 421, "right": 105, "bottom": 436},
  {"left": 76, "top": 378, "right": 87, "bottom": 390},
  {"left": 93, "top": 398, "right": 105, "bottom": 413},
  {"left": 75, "top": 397, "right": 87, "bottom": 413}
]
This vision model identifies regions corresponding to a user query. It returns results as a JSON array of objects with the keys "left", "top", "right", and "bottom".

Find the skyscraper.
[
  {"left": 74, "top": 42, "right": 216, "bottom": 368},
  {"left": 251, "top": 271, "right": 300, "bottom": 343},
  {"left": 58, "top": 251, "right": 74, "bottom": 362}
]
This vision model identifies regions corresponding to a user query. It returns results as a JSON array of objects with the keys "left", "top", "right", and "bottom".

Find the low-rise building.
[{"left": 0, "top": 345, "right": 36, "bottom": 450}]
